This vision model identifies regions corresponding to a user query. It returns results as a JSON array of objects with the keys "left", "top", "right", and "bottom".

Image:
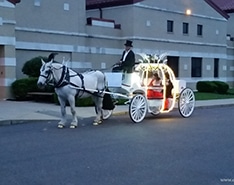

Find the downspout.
[{"left": 99, "top": 7, "right": 103, "bottom": 19}]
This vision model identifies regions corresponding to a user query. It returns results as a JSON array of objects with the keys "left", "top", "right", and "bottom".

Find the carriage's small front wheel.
[
  {"left": 129, "top": 94, "right": 147, "bottom": 123},
  {"left": 178, "top": 88, "right": 195, "bottom": 118},
  {"left": 102, "top": 109, "right": 113, "bottom": 120}
]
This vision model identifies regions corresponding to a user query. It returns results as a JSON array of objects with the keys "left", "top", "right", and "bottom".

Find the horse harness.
[{"left": 51, "top": 65, "right": 104, "bottom": 98}]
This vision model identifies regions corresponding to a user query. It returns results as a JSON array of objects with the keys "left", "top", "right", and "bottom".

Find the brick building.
[{"left": 0, "top": 0, "right": 233, "bottom": 99}]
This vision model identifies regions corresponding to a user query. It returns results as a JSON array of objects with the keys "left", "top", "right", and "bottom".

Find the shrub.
[
  {"left": 11, "top": 78, "right": 35, "bottom": 100},
  {"left": 196, "top": 80, "right": 229, "bottom": 94},
  {"left": 212, "top": 81, "right": 229, "bottom": 94},
  {"left": 196, "top": 81, "right": 217, "bottom": 93},
  {"left": 11, "top": 77, "right": 55, "bottom": 100},
  {"left": 22, "top": 56, "right": 47, "bottom": 77}
]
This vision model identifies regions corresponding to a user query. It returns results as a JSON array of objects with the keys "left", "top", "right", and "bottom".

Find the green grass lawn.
[{"left": 195, "top": 88, "right": 234, "bottom": 100}]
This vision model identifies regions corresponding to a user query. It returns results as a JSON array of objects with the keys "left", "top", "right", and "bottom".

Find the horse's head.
[{"left": 37, "top": 59, "right": 54, "bottom": 89}]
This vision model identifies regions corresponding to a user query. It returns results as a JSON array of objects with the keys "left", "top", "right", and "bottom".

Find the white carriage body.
[{"left": 173, "top": 80, "right": 186, "bottom": 94}]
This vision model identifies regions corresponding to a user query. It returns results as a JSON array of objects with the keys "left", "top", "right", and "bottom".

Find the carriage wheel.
[
  {"left": 102, "top": 109, "right": 113, "bottom": 120},
  {"left": 129, "top": 94, "right": 147, "bottom": 123},
  {"left": 178, "top": 88, "right": 195, "bottom": 118}
]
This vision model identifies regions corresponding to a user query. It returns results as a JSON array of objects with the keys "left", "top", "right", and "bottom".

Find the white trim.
[
  {"left": 16, "top": 41, "right": 122, "bottom": 55},
  {"left": 16, "top": 41, "right": 229, "bottom": 59},
  {"left": 230, "top": 66, "right": 234, "bottom": 71},
  {"left": 3, "top": 19, "right": 16, "bottom": 25},
  {"left": 132, "top": 36, "right": 227, "bottom": 48},
  {"left": 227, "top": 55, "right": 234, "bottom": 60},
  {"left": 67, "top": 61, "right": 92, "bottom": 69},
  {"left": 15, "top": 27, "right": 227, "bottom": 49},
  {"left": 15, "top": 27, "right": 88, "bottom": 37},
  {"left": 16, "top": 41, "right": 73, "bottom": 52},
  {"left": 135, "top": 3, "right": 227, "bottom": 22},
  {"left": 92, "top": 20, "right": 115, "bottom": 28},
  {"left": 0, "top": 78, "right": 15, "bottom": 87},
  {"left": 64, "top": 3, "right": 69, "bottom": 11},
  {"left": 0, "top": 36, "right": 15, "bottom": 45},
  {"left": 0, "top": 58, "right": 16, "bottom": 66},
  {"left": 0, "top": 0, "right": 15, "bottom": 8}
]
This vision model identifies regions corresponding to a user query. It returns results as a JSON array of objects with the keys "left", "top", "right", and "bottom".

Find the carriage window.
[
  {"left": 191, "top": 57, "right": 202, "bottom": 77},
  {"left": 167, "top": 20, "right": 174, "bottom": 33}
]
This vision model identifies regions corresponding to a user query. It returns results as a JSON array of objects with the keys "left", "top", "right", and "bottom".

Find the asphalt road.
[{"left": 0, "top": 106, "right": 234, "bottom": 185}]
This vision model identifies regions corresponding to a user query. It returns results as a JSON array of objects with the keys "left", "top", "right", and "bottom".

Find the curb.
[
  {"left": 1, "top": 103, "right": 234, "bottom": 126},
  {"left": 0, "top": 119, "right": 59, "bottom": 126}
]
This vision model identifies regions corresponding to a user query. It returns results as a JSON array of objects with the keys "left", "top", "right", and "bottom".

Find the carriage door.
[{"left": 167, "top": 56, "right": 179, "bottom": 77}]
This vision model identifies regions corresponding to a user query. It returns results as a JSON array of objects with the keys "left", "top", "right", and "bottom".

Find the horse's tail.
[{"left": 104, "top": 73, "right": 108, "bottom": 90}]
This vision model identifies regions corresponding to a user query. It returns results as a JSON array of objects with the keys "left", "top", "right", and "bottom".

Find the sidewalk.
[{"left": 0, "top": 98, "right": 234, "bottom": 126}]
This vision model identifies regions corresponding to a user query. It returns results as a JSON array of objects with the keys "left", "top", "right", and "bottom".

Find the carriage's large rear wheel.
[
  {"left": 178, "top": 88, "right": 195, "bottom": 118},
  {"left": 129, "top": 94, "right": 147, "bottom": 123}
]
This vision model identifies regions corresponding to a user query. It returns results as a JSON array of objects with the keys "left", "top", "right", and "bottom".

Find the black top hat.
[{"left": 124, "top": 40, "right": 133, "bottom": 47}]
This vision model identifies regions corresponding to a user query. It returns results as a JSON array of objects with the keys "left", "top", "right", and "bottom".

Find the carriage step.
[{"left": 124, "top": 100, "right": 130, "bottom": 105}]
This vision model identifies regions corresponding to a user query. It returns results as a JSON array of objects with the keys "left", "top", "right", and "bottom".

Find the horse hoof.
[
  {"left": 70, "top": 125, "right": 77, "bottom": 129},
  {"left": 93, "top": 120, "right": 102, "bottom": 126},
  {"left": 58, "top": 124, "right": 64, "bottom": 129}
]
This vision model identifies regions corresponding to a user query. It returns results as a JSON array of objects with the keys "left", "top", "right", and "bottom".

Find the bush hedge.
[
  {"left": 212, "top": 81, "right": 229, "bottom": 94},
  {"left": 11, "top": 77, "right": 54, "bottom": 100},
  {"left": 196, "top": 81, "right": 229, "bottom": 94},
  {"left": 22, "top": 56, "right": 47, "bottom": 77}
]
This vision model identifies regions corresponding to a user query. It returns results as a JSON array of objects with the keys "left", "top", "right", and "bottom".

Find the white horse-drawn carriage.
[
  {"left": 104, "top": 53, "right": 195, "bottom": 123},
  {"left": 37, "top": 53, "right": 195, "bottom": 128}
]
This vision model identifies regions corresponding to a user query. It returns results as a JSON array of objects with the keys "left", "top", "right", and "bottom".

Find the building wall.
[
  {"left": 0, "top": 0, "right": 234, "bottom": 99},
  {"left": 226, "top": 13, "right": 234, "bottom": 87},
  {"left": 91, "top": 0, "right": 231, "bottom": 86},
  {"left": 0, "top": 0, "right": 16, "bottom": 99}
]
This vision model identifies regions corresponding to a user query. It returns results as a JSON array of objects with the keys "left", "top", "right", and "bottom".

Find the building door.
[{"left": 167, "top": 56, "right": 179, "bottom": 77}]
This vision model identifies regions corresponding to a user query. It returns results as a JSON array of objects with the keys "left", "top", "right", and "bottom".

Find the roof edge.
[
  {"left": 86, "top": 0, "right": 144, "bottom": 10},
  {"left": 7, "top": 0, "right": 21, "bottom": 5},
  {"left": 204, "top": 0, "right": 230, "bottom": 19}
]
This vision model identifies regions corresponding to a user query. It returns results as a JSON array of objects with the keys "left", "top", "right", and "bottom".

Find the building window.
[
  {"left": 167, "top": 20, "right": 174, "bottom": 33},
  {"left": 183, "top": 22, "right": 189, "bottom": 34},
  {"left": 214, "top": 58, "right": 219, "bottom": 78},
  {"left": 197, "top": 24, "right": 203, "bottom": 36},
  {"left": 191, "top": 57, "right": 202, "bottom": 77}
]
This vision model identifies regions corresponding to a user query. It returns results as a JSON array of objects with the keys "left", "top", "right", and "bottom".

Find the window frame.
[
  {"left": 197, "top": 24, "right": 203, "bottom": 36},
  {"left": 183, "top": 22, "right": 189, "bottom": 34},
  {"left": 167, "top": 20, "right": 174, "bottom": 33},
  {"left": 214, "top": 58, "right": 219, "bottom": 78},
  {"left": 191, "top": 57, "right": 202, "bottom": 77}
]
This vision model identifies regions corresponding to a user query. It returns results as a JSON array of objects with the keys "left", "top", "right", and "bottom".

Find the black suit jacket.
[{"left": 120, "top": 50, "right": 135, "bottom": 73}]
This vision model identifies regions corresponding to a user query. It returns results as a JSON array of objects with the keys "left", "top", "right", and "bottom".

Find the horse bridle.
[{"left": 39, "top": 66, "right": 56, "bottom": 86}]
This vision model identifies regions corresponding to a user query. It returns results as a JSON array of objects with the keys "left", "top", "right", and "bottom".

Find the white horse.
[{"left": 37, "top": 55, "right": 108, "bottom": 128}]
